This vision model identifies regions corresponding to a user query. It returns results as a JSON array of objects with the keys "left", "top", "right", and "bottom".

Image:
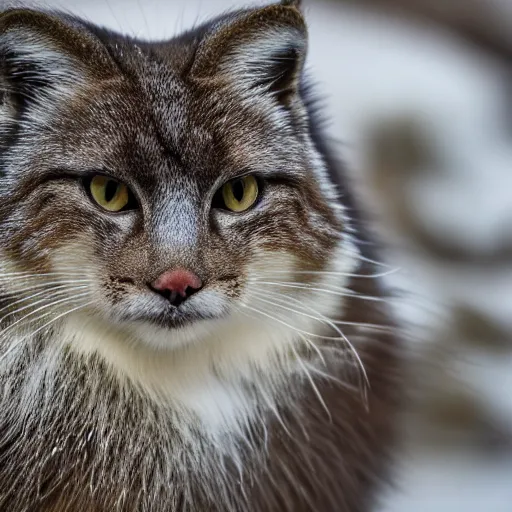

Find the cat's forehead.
[
  {"left": 50, "top": 73, "right": 217, "bottom": 186},
  {"left": 3, "top": 7, "right": 310, "bottom": 192},
  {"left": 57, "top": 48, "right": 283, "bottom": 186}
]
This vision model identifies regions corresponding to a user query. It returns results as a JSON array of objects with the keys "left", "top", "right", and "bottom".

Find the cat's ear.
[
  {"left": 0, "top": 9, "right": 116, "bottom": 128},
  {"left": 189, "top": 4, "right": 307, "bottom": 106}
]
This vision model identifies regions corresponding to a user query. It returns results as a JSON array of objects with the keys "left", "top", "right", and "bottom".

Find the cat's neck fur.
[{"left": 1, "top": 265, "right": 400, "bottom": 512}]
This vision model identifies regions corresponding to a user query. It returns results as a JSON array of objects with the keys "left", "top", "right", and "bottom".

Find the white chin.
[{"left": 56, "top": 238, "right": 359, "bottom": 438}]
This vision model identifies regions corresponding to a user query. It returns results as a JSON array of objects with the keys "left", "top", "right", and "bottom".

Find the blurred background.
[{"left": 17, "top": 0, "right": 512, "bottom": 509}]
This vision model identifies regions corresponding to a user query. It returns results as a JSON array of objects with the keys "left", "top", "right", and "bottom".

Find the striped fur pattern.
[{"left": 0, "top": 2, "right": 402, "bottom": 511}]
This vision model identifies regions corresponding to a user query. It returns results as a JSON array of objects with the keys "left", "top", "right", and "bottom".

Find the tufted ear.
[
  {"left": 0, "top": 9, "right": 116, "bottom": 135},
  {"left": 189, "top": 3, "right": 307, "bottom": 106}
]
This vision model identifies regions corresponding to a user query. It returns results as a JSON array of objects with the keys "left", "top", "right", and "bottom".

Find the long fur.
[{"left": 0, "top": 3, "right": 402, "bottom": 511}]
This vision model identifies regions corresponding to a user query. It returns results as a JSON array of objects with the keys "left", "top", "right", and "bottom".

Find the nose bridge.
[{"left": 150, "top": 185, "right": 201, "bottom": 265}]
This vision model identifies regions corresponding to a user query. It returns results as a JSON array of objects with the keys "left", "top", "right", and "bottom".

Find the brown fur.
[{"left": 0, "top": 2, "right": 402, "bottom": 511}]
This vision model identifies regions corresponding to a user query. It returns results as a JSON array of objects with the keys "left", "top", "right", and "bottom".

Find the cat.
[{"left": 0, "top": 1, "right": 402, "bottom": 510}]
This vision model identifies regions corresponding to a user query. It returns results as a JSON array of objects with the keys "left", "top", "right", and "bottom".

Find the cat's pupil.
[
  {"left": 105, "top": 180, "right": 118, "bottom": 202},
  {"left": 232, "top": 180, "right": 244, "bottom": 202}
]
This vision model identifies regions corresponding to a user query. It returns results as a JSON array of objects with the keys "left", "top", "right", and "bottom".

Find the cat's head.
[{"left": 0, "top": 2, "right": 353, "bottom": 354}]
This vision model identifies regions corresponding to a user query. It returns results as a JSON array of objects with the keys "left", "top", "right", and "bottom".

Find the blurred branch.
[{"left": 336, "top": 0, "right": 512, "bottom": 61}]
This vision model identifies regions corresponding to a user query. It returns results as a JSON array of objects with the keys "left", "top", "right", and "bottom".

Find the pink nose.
[{"left": 152, "top": 269, "right": 202, "bottom": 300}]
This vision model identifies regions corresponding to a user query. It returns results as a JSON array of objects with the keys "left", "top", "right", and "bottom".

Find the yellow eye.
[
  {"left": 89, "top": 175, "right": 131, "bottom": 212},
  {"left": 220, "top": 175, "right": 259, "bottom": 212}
]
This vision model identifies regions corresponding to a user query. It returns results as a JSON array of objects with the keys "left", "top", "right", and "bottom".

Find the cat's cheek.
[
  {"left": 183, "top": 288, "right": 232, "bottom": 318},
  {"left": 240, "top": 238, "right": 361, "bottom": 327},
  {"left": 48, "top": 240, "right": 110, "bottom": 308}
]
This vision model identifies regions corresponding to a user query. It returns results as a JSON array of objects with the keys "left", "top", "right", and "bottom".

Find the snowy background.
[{"left": 14, "top": 0, "right": 512, "bottom": 510}]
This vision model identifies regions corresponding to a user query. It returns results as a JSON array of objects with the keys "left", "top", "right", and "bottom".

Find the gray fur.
[{"left": 0, "top": 3, "right": 402, "bottom": 511}]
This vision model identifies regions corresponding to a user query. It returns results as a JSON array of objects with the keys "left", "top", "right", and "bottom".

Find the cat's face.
[{"left": 0, "top": 4, "right": 348, "bottom": 351}]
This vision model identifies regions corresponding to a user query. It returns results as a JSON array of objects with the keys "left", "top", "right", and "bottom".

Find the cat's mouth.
[
  {"left": 144, "top": 306, "right": 218, "bottom": 330},
  {"left": 112, "top": 287, "right": 229, "bottom": 332}
]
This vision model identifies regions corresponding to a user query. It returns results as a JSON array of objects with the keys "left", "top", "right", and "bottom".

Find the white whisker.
[
  {"left": 0, "top": 270, "right": 91, "bottom": 279},
  {"left": 0, "top": 300, "right": 94, "bottom": 363},
  {"left": 0, "top": 284, "right": 88, "bottom": 318},
  {"left": 275, "top": 293, "right": 370, "bottom": 391},
  {"left": 297, "top": 333, "right": 326, "bottom": 366},
  {"left": 251, "top": 268, "right": 400, "bottom": 279},
  {"left": 0, "top": 291, "right": 91, "bottom": 342},
  {"left": 247, "top": 293, "right": 369, "bottom": 390},
  {"left": 290, "top": 344, "right": 331, "bottom": 422},
  {"left": 258, "top": 387, "right": 293, "bottom": 440},
  {"left": 241, "top": 302, "right": 368, "bottom": 394},
  {"left": 303, "top": 361, "right": 364, "bottom": 397},
  {"left": 0, "top": 275, "right": 92, "bottom": 283},
  {"left": 248, "top": 281, "right": 388, "bottom": 304},
  {"left": 342, "top": 246, "right": 394, "bottom": 270},
  {"left": 242, "top": 303, "right": 342, "bottom": 342},
  {"left": 250, "top": 287, "right": 395, "bottom": 333},
  {"left": 250, "top": 289, "right": 331, "bottom": 324},
  {"left": 0, "top": 280, "right": 92, "bottom": 295}
]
